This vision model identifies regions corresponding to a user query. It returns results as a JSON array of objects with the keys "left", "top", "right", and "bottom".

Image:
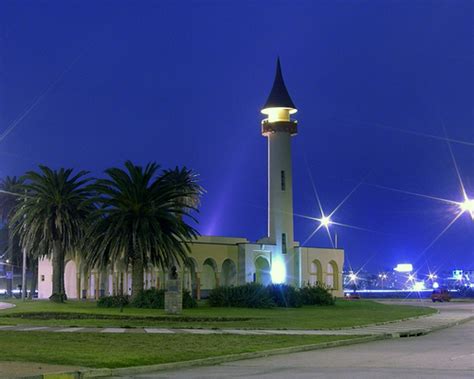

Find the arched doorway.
[
  {"left": 255, "top": 256, "right": 271, "bottom": 286},
  {"left": 201, "top": 258, "right": 218, "bottom": 293},
  {"left": 221, "top": 259, "right": 237, "bottom": 286},
  {"left": 309, "top": 259, "right": 322, "bottom": 286},
  {"left": 64, "top": 260, "right": 77, "bottom": 299},
  {"left": 184, "top": 258, "right": 199, "bottom": 298},
  {"left": 326, "top": 261, "right": 338, "bottom": 289}
]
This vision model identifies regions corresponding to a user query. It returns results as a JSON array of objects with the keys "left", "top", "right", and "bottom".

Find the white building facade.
[{"left": 38, "top": 60, "right": 344, "bottom": 300}]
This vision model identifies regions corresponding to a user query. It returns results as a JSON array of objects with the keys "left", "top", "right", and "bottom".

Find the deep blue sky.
[{"left": 1, "top": 1, "right": 472, "bottom": 273}]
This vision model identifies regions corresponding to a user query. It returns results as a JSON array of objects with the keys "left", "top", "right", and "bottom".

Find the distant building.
[{"left": 38, "top": 60, "right": 344, "bottom": 299}]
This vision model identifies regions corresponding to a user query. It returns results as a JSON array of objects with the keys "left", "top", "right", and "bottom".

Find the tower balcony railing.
[{"left": 261, "top": 119, "right": 298, "bottom": 136}]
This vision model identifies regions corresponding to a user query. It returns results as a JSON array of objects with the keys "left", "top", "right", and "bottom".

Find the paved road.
[{"left": 123, "top": 319, "right": 474, "bottom": 379}]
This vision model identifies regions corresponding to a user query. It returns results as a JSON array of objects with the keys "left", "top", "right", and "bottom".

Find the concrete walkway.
[
  {"left": 0, "top": 301, "right": 15, "bottom": 310},
  {"left": 0, "top": 361, "right": 83, "bottom": 379},
  {"left": 0, "top": 300, "right": 472, "bottom": 337}
]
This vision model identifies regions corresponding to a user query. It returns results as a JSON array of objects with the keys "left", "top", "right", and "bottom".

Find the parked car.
[
  {"left": 345, "top": 292, "right": 361, "bottom": 300},
  {"left": 431, "top": 288, "right": 451, "bottom": 302}
]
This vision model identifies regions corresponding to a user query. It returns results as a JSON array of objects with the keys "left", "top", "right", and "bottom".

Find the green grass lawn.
[
  {"left": 0, "top": 331, "right": 360, "bottom": 368},
  {"left": 0, "top": 299, "right": 435, "bottom": 329}
]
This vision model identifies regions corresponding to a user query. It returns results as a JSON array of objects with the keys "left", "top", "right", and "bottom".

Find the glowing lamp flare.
[
  {"left": 271, "top": 261, "right": 286, "bottom": 284},
  {"left": 412, "top": 281, "right": 425, "bottom": 291},
  {"left": 320, "top": 216, "right": 331, "bottom": 227},
  {"left": 460, "top": 198, "right": 474, "bottom": 219}
]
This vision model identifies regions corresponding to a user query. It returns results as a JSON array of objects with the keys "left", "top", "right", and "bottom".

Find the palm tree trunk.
[
  {"left": 51, "top": 242, "right": 65, "bottom": 302},
  {"left": 60, "top": 255, "right": 66, "bottom": 299},
  {"left": 51, "top": 249, "right": 61, "bottom": 299},
  {"left": 131, "top": 257, "right": 144, "bottom": 301},
  {"left": 28, "top": 258, "right": 38, "bottom": 299},
  {"left": 6, "top": 226, "right": 13, "bottom": 296}
]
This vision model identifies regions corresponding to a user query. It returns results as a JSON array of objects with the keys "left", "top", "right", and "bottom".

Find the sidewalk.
[
  {"left": 0, "top": 361, "right": 83, "bottom": 379},
  {"left": 1, "top": 300, "right": 473, "bottom": 338},
  {"left": 0, "top": 302, "right": 15, "bottom": 310}
]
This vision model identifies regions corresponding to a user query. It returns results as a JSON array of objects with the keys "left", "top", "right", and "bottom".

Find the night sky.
[{"left": 1, "top": 1, "right": 472, "bottom": 273}]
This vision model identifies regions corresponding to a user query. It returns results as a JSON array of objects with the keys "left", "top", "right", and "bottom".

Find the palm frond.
[{"left": 85, "top": 161, "right": 202, "bottom": 272}]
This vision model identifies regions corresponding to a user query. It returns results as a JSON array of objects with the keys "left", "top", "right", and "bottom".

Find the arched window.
[
  {"left": 64, "top": 260, "right": 78, "bottom": 299},
  {"left": 184, "top": 258, "right": 198, "bottom": 294},
  {"left": 201, "top": 258, "right": 218, "bottom": 290},
  {"left": 326, "top": 261, "right": 339, "bottom": 290},
  {"left": 309, "top": 259, "right": 322, "bottom": 285},
  {"left": 221, "top": 259, "right": 237, "bottom": 286},
  {"left": 254, "top": 256, "right": 271, "bottom": 286}
]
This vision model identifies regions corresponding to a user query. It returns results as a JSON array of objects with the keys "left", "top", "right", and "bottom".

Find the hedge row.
[
  {"left": 97, "top": 288, "right": 197, "bottom": 309},
  {"left": 208, "top": 283, "right": 335, "bottom": 308}
]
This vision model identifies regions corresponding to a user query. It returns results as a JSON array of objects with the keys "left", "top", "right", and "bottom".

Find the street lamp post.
[
  {"left": 379, "top": 273, "right": 387, "bottom": 289},
  {"left": 21, "top": 190, "right": 28, "bottom": 301},
  {"left": 21, "top": 248, "right": 27, "bottom": 300}
]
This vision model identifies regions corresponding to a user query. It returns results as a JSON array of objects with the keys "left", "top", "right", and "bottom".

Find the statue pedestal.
[{"left": 165, "top": 279, "right": 182, "bottom": 314}]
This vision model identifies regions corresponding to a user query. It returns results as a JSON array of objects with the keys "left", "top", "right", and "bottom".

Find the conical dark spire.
[{"left": 262, "top": 58, "right": 296, "bottom": 111}]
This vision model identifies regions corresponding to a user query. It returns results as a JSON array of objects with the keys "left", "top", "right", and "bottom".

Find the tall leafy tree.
[
  {"left": 161, "top": 167, "right": 204, "bottom": 211},
  {"left": 86, "top": 161, "right": 202, "bottom": 300},
  {"left": 161, "top": 167, "right": 204, "bottom": 271},
  {"left": 0, "top": 177, "right": 23, "bottom": 295},
  {"left": 11, "top": 167, "right": 93, "bottom": 302},
  {"left": 0, "top": 176, "right": 23, "bottom": 222}
]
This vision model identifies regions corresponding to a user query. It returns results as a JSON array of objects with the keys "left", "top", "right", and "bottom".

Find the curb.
[{"left": 391, "top": 314, "right": 474, "bottom": 338}]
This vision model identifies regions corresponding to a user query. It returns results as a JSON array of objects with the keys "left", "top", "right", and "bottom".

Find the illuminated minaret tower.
[{"left": 261, "top": 59, "right": 298, "bottom": 284}]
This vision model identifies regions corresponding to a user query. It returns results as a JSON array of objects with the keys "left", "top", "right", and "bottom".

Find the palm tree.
[
  {"left": 0, "top": 176, "right": 23, "bottom": 221},
  {"left": 0, "top": 176, "right": 23, "bottom": 296},
  {"left": 161, "top": 167, "right": 204, "bottom": 273},
  {"left": 10, "top": 166, "right": 93, "bottom": 302},
  {"left": 85, "top": 161, "right": 202, "bottom": 300}
]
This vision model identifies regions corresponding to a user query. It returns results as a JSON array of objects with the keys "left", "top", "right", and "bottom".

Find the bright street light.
[
  {"left": 320, "top": 216, "right": 331, "bottom": 227},
  {"left": 460, "top": 198, "right": 474, "bottom": 219}
]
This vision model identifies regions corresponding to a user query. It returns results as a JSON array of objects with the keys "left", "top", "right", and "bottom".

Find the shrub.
[
  {"left": 182, "top": 289, "right": 198, "bottom": 308},
  {"left": 209, "top": 283, "right": 336, "bottom": 309},
  {"left": 97, "top": 294, "right": 130, "bottom": 308},
  {"left": 128, "top": 288, "right": 198, "bottom": 309},
  {"left": 208, "top": 283, "right": 274, "bottom": 308},
  {"left": 130, "top": 288, "right": 165, "bottom": 309},
  {"left": 267, "top": 284, "right": 302, "bottom": 308},
  {"left": 299, "top": 283, "right": 335, "bottom": 306}
]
